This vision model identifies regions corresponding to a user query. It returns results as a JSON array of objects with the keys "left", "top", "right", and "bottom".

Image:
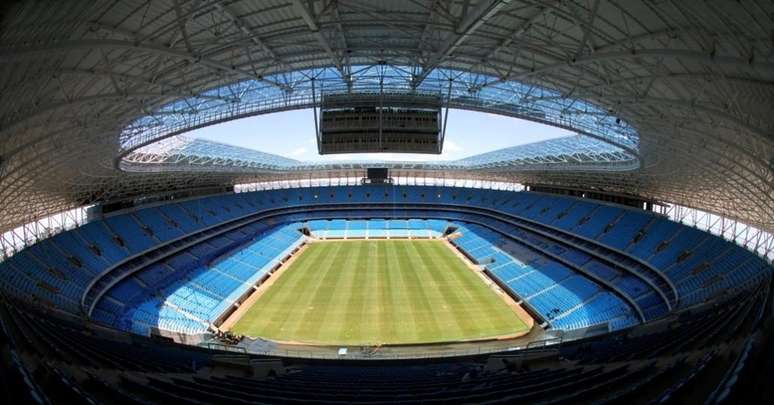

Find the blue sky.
[{"left": 187, "top": 109, "right": 575, "bottom": 162}]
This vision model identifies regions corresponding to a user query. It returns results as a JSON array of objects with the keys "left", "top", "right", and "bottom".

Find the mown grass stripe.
[
  {"left": 236, "top": 243, "right": 327, "bottom": 334},
  {"left": 427, "top": 242, "right": 510, "bottom": 336},
  {"left": 414, "top": 241, "right": 483, "bottom": 338},
  {"left": 337, "top": 241, "right": 368, "bottom": 342},
  {"left": 360, "top": 242, "right": 381, "bottom": 345},
  {"left": 427, "top": 242, "right": 527, "bottom": 335},
  {"left": 295, "top": 242, "right": 352, "bottom": 341},
  {"left": 394, "top": 241, "right": 443, "bottom": 341},
  {"left": 232, "top": 240, "right": 528, "bottom": 345},
  {"left": 404, "top": 241, "right": 467, "bottom": 339},
  {"left": 385, "top": 241, "right": 420, "bottom": 342},
  {"left": 376, "top": 241, "right": 397, "bottom": 343},
  {"left": 259, "top": 243, "right": 331, "bottom": 339}
]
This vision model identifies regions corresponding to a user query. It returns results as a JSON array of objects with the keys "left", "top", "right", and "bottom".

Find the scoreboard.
[{"left": 318, "top": 93, "right": 443, "bottom": 154}]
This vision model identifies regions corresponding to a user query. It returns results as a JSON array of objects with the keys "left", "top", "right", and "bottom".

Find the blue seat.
[
  {"left": 0, "top": 185, "right": 770, "bottom": 338},
  {"left": 133, "top": 208, "right": 186, "bottom": 242}
]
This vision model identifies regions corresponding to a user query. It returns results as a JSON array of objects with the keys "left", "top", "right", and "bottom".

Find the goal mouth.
[{"left": 223, "top": 237, "right": 534, "bottom": 354}]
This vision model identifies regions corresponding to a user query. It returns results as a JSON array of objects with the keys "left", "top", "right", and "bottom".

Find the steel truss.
[
  {"left": 0, "top": 0, "right": 770, "bottom": 238},
  {"left": 122, "top": 135, "right": 637, "bottom": 172},
  {"left": 120, "top": 65, "right": 640, "bottom": 155}
]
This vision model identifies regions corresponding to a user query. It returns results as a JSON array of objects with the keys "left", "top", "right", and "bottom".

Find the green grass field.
[{"left": 230, "top": 240, "right": 530, "bottom": 345}]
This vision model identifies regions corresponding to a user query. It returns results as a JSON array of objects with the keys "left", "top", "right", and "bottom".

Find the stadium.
[{"left": 0, "top": 0, "right": 772, "bottom": 403}]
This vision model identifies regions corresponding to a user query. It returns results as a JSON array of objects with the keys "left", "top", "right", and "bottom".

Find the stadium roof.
[
  {"left": 120, "top": 64, "right": 640, "bottom": 154},
  {"left": 0, "top": 0, "right": 772, "bottom": 233},
  {"left": 124, "top": 134, "right": 637, "bottom": 172}
]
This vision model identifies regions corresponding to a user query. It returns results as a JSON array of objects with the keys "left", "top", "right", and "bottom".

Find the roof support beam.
[
  {"left": 172, "top": 0, "right": 194, "bottom": 54},
  {"left": 0, "top": 39, "right": 292, "bottom": 92},
  {"left": 214, "top": 1, "right": 292, "bottom": 73},
  {"left": 40, "top": 68, "right": 249, "bottom": 98},
  {"left": 529, "top": 73, "right": 774, "bottom": 101},
  {"left": 418, "top": 0, "right": 439, "bottom": 55},
  {"left": 0, "top": 92, "right": 236, "bottom": 133},
  {"left": 290, "top": 0, "right": 347, "bottom": 78},
  {"left": 330, "top": 1, "right": 352, "bottom": 89},
  {"left": 617, "top": 96, "right": 772, "bottom": 141},
  {"left": 513, "top": 48, "right": 774, "bottom": 80},
  {"left": 574, "top": 0, "right": 600, "bottom": 59},
  {"left": 484, "top": 4, "right": 551, "bottom": 62},
  {"left": 412, "top": 0, "right": 512, "bottom": 88},
  {"left": 469, "top": 3, "right": 553, "bottom": 89},
  {"left": 478, "top": 47, "right": 774, "bottom": 92}
]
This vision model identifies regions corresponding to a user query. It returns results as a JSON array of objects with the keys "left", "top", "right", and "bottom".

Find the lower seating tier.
[
  {"left": 451, "top": 223, "right": 640, "bottom": 332},
  {"left": 0, "top": 185, "right": 769, "bottom": 339},
  {"left": 92, "top": 223, "right": 305, "bottom": 335}
]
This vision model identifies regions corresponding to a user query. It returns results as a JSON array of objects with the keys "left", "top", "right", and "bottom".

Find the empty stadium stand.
[
  {"left": 0, "top": 186, "right": 769, "bottom": 341},
  {"left": 1, "top": 275, "right": 770, "bottom": 404}
]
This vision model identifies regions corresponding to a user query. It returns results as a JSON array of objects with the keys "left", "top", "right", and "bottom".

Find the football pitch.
[{"left": 230, "top": 240, "right": 531, "bottom": 345}]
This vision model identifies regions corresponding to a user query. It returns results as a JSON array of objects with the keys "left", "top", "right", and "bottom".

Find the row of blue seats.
[
  {"left": 0, "top": 185, "right": 769, "bottom": 328},
  {"left": 450, "top": 223, "right": 639, "bottom": 332},
  {"left": 305, "top": 218, "right": 448, "bottom": 239},
  {"left": 454, "top": 216, "right": 668, "bottom": 319},
  {"left": 92, "top": 224, "right": 304, "bottom": 335},
  {"left": 508, "top": 193, "right": 769, "bottom": 307},
  {"left": 402, "top": 187, "right": 767, "bottom": 310},
  {"left": 0, "top": 198, "right": 262, "bottom": 312}
]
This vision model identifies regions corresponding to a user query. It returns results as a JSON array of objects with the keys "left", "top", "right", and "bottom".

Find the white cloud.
[
  {"left": 288, "top": 147, "right": 308, "bottom": 157},
  {"left": 444, "top": 140, "right": 463, "bottom": 152},
  {"left": 309, "top": 152, "right": 455, "bottom": 163},
  {"left": 326, "top": 154, "right": 353, "bottom": 161}
]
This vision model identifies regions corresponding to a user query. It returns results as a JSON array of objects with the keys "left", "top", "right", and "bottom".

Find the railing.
[
  {"left": 206, "top": 342, "right": 247, "bottom": 354},
  {"left": 234, "top": 176, "right": 527, "bottom": 193},
  {"left": 656, "top": 203, "right": 774, "bottom": 261},
  {"left": 0, "top": 205, "right": 91, "bottom": 262},
  {"left": 230, "top": 336, "right": 565, "bottom": 361}
]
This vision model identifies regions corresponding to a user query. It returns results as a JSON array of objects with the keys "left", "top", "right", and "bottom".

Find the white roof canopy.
[{"left": 0, "top": 0, "right": 771, "bottom": 232}]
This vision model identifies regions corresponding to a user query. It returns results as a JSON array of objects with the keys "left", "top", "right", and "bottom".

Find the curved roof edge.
[
  {"left": 119, "top": 65, "right": 640, "bottom": 158},
  {"left": 121, "top": 134, "right": 639, "bottom": 174}
]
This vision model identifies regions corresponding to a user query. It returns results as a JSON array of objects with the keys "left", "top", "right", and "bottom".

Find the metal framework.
[
  {"left": 657, "top": 203, "right": 774, "bottom": 261},
  {"left": 0, "top": 206, "right": 91, "bottom": 260},
  {"left": 122, "top": 134, "right": 637, "bottom": 172},
  {"left": 0, "top": 0, "right": 771, "bottom": 239},
  {"left": 119, "top": 65, "right": 640, "bottom": 154}
]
